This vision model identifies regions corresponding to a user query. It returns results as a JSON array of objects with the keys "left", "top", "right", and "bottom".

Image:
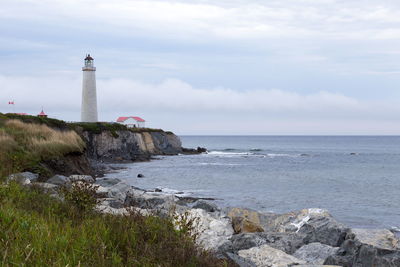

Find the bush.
[{"left": 59, "top": 181, "right": 99, "bottom": 214}]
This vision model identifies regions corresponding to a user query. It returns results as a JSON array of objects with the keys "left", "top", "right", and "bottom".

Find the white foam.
[
  {"left": 208, "top": 151, "right": 253, "bottom": 155},
  {"left": 391, "top": 226, "right": 400, "bottom": 233},
  {"left": 198, "top": 162, "right": 241, "bottom": 166},
  {"left": 266, "top": 153, "right": 299, "bottom": 158},
  {"left": 155, "top": 187, "right": 185, "bottom": 195}
]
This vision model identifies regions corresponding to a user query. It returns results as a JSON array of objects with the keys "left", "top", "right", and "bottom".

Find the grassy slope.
[
  {"left": 0, "top": 183, "right": 229, "bottom": 266},
  {"left": 0, "top": 116, "right": 86, "bottom": 178},
  {"left": 0, "top": 114, "right": 230, "bottom": 266}
]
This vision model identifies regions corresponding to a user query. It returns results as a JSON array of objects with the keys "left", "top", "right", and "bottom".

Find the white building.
[
  {"left": 117, "top": 116, "right": 146, "bottom": 128},
  {"left": 81, "top": 54, "right": 98, "bottom": 122}
]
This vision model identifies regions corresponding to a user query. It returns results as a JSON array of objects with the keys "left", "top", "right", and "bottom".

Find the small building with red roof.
[
  {"left": 116, "top": 116, "right": 145, "bottom": 128},
  {"left": 37, "top": 109, "right": 48, "bottom": 118}
]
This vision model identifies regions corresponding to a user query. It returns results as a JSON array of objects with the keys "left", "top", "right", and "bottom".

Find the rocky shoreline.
[{"left": 8, "top": 171, "right": 400, "bottom": 267}]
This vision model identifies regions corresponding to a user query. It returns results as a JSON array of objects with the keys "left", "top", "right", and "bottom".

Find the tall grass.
[
  {"left": 0, "top": 183, "right": 233, "bottom": 266},
  {"left": 5, "top": 119, "right": 85, "bottom": 157},
  {"left": 0, "top": 119, "right": 86, "bottom": 178}
]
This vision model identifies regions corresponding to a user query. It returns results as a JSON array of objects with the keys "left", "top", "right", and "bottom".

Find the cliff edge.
[{"left": 0, "top": 114, "right": 185, "bottom": 178}]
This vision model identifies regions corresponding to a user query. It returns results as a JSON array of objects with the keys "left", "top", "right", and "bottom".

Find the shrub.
[{"left": 60, "top": 181, "right": 99, "bottom": 214}]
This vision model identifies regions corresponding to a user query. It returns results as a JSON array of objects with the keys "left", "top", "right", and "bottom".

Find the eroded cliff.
[{"left": 81, "top": 129, "right": 183, "bottom": 162}]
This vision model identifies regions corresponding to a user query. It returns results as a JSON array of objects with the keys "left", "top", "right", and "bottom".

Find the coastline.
[
  {"left": 6, "top": 155, "right": 400, "bottom": 266},
  {"left": 92, "top": 158, "right": 400, "bottom": 266}
]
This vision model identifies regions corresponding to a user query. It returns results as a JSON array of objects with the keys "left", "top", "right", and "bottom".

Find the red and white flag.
[{"left": 8, "top": 101, "right": 14, "bottom": 105}]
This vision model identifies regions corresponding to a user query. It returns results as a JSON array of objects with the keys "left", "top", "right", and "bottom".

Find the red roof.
[
  {"left": 117, "top": 116, "right": 145, "bottom": 122},
  {"left": 38, "top": 110, "right": 47, "bottom": 116}
]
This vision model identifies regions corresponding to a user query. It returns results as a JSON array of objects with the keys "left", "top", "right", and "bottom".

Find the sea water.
[{"left": 105, "top": 136, "right": 400, "bottom": 230}]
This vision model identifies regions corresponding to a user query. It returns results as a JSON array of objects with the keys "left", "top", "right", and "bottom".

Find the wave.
[
  {"left": 154, "top": 187, "right": 187, "bottom": 195},
  {"left": 206, "top": 151, "right": 254, "bottom": 156},
  {"left": 250, "top": 148, "right": 263, "bottom": 152},
  {"left": 222, "top": 148, "right": 237, "bottom": 151},
  {"left": 198, "top": 162, "right": 241, "bottom": 166},
  {"left": 266, "top": 153, "right": 300, "bottom": 158},
  {"left": 391, "top": 226, "right": 400, "bottom": 233}
]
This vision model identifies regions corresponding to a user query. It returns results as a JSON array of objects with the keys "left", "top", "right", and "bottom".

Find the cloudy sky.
[{"left": 1, "top": 0, "right": 400, "bottom": 134}]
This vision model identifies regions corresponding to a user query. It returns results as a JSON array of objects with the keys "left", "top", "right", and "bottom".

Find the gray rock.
[
  {"left": 124, "top": 190, "right": 177, "bottom": 211},
  {"left": 293, "top": 242, "right": 339, "bottom": 264},
  {"left": 46, "top": 175, "right": 69, "bottom": 186},
  {"left": 225, "top": 252, "right": 257, "bottom": 267},
  {"left": 351, "top": 228, "right": 399, "bottom": 250},
  {"left": 192, "top": 200, "right": 219, "bottom": 212},
  {"left": 324, "top": 233, "right": 400, "bottom": 267},
  {"left": 95, "top": 177, "right": 121, "bottom": 187},
  {"left": 98, "top": 198, "right": 125, "bottom": 209},
  {"left": 231, "top": 231, "right": 309, "bottom": 254},
  {"left": 107, "top": 182, "right": 136, "bottom": 202},
  {"left": 238, "top": 244, "right": 306, "bottom": 267},
  {"left": 8, "top": 172, "right": 38, "bottom": 185},
  {"left": 69, "top": 175, "right": 95, "bottom": 183},
  {"left": 226, "top": 207, "right": 348, "bottom": 247}
]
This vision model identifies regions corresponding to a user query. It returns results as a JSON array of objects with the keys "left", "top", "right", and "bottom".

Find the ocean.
[{"left": 105, "top": 136, "right": 400, "bottom": 231}]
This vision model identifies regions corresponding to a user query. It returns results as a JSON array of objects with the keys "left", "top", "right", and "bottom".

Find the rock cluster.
[{"left": 8, "top": 172, "right": 400, "bottom": 267}]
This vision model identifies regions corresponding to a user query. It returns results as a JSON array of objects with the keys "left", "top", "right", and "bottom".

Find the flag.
[{"left": 8, "top": 101, "right": 14, "bottom": 105}]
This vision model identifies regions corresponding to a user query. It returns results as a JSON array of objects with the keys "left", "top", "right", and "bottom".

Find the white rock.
[
  {"left": 179, "top": 208, "right": 234, "bottom": 251},
  {"left": 238, "top": 244, "right": 306, "bottom": 267}
]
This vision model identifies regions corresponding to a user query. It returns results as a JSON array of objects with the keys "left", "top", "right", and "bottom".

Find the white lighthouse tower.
[{"left": 81, "top": 54, "right": 98, "bottom": 122}]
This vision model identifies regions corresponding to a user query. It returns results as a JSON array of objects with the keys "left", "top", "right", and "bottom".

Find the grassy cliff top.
[{"left": 0, "top": 113, "right": 172, "bottom": 135}]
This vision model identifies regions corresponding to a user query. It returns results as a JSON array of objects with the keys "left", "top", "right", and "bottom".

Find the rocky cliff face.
[{"left": 81, "top": 130, "right": 183, "bottom": 162}]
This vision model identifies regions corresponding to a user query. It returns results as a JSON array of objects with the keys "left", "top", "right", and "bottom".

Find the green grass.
[{"left": 0, "top": 183, "right": 231, "bottom": 266}]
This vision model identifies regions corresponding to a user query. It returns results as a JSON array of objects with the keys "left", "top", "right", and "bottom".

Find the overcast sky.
[{"left": 1, "top": 0, "right": 400, "bottom": 134}]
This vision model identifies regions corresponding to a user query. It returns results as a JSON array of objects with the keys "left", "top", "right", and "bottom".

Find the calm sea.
[{"left": 105, "top": 136, "right": 400, "bottom": 230}]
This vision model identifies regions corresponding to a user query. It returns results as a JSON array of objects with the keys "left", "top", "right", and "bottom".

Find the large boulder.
[
  {"left": 7, "top": 172, "right": 38, "bottom": 185},
  {"left": 227, "top": 208, "right": 348, "bottom": 247},
  {"left": 238, "top": 244, "right": 306, "bottom": 267},
  {"left": 324, "top": 229, "right": 400, "bottom": 267},
  {"left": 231, "top": 231, "right": 309, "bottom": 254},
  {"left": 293, "top": 242, "right": 339, "bottom": 264},
  {"left": 107, "top": 182, "right": 136, "bottom": 202},
  {"left": 228, "top": 207, "right": 267, "bottom": 234},
  {"left": 265, "top": 208, "right": 349, "bottom": 247},
  {"left": 181, "top": 208, "right": 234, "bottom": 251},
  {"left": 95, "top": 177, "right": 122, "bottom": 187},
  {"left": 351, "top": 229, "right": 399, "bottom": 250},
  {"left": 232, "top": 217, "right": 265, "bottom": 234},
  {"left": 124, "top": 190, "right": 176, "bottom": 211}
]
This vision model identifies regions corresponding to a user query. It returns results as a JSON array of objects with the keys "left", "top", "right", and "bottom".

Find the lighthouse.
[{"left": 81, "top": 54, "right": 98, "bottom": 122}]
